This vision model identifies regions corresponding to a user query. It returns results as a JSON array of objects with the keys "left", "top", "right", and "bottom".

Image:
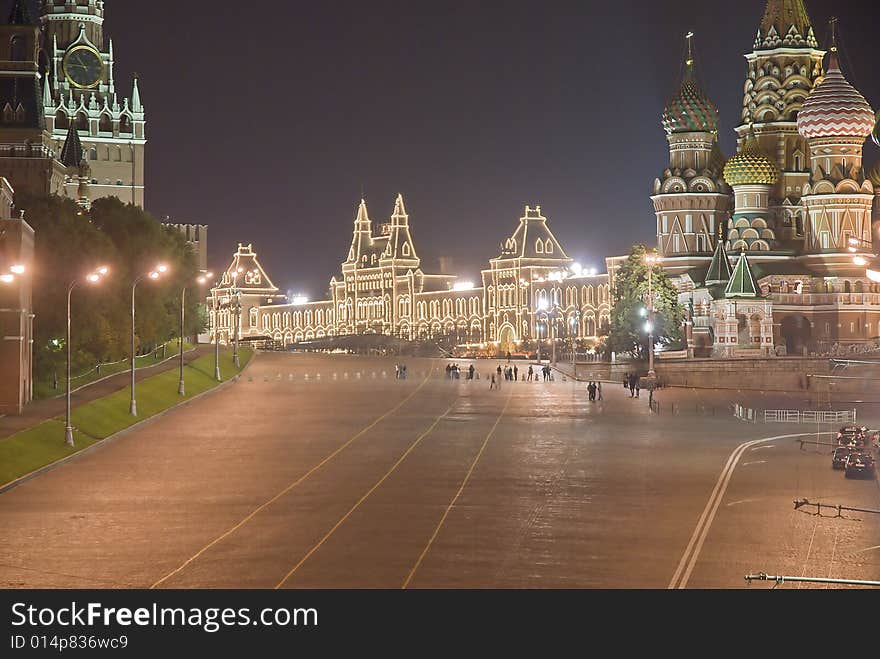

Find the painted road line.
[
  {"left": 150, "top": 361, "right": 436, "bottom": 589},
  {"left": 274, "top": 398, "right": 459, "bottom": 589},
  {"left": 668, "top": 432, "right": 824, "bottom": 590},
  {"left": 403, "top": 386, "right": 514, "bottom": 589}
]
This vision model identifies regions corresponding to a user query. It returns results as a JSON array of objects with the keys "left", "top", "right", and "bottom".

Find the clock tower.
[{"left": 39, "top": 0, "right": 145, "bottom": 207}]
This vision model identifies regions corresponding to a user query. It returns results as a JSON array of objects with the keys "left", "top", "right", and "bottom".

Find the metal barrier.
[{"left": 763, "top": 409, "right": 857, "bottom": 424}]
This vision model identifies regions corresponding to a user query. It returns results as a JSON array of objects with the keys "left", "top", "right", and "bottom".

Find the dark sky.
[{"left": 43, "top": 1, "right": 880, "bottom": 297}]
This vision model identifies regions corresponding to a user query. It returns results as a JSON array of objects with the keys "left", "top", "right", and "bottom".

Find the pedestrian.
[
  {"left": 402, "top": 364, "right": 407, "bottom": 380},
  {"left": 497, "top": 365, "right": 503, "bottom": 387},
  {"left": 469, "top": 364, "right": 475, "bottom": 380},
  {"left": 445, "top": 364, "right": 452, "bottom": 379},
  {"left": 635, "top": 378, "right": 640, "bottom": 398},
  {"left": 528, "top": 365, "right": 534, "bottom": 381},
  {"left": 507, "top": 351, "right": 511, "bottom": 363},
  {"left": 597, "top": 381, "right": 603, "bottom": 401},
  {"left": 490, "top": 374, "right": 496, "bottom": 390},
  {"left": 587, "top": 381, "right": 595, "bottom": 401},
  {"left": 623, "top": 373, "right": 629, "bottom": 389},
  {"left": 514, "top": 365, "right": 519, "bottom": 382}
]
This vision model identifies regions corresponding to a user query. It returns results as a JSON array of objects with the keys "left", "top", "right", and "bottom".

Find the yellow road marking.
[
  {"left": 403, "top": 386, "right": 513, "bottom": 589},
  {"left": 275, "top": 398, "right": 457, "bottom": 589},
  {"left": 150, "top": 362, "right": 435, "bottom": 589}
]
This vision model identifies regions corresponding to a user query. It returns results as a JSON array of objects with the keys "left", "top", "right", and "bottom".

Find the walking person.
[
  {"left": 587, "top": 381, "right": 596, "bottom": 401},
  {"left": 528, "top": 365, "right": 534, "bottom": 381},
  {"left": 597, "top": 381, "right": 603, "bottom": 401},
  {"left": 497, "top": 365, "right": 503, "bottom": 388},
  {"left": 623, "top": 373, "right": 629, "bottom": 389},
  {"left": 514, "top": 365, "right": 519, "bottom": 382},
  {"left": 635, "top": 378, "right": 640, "bottom": 398},
  {"left": 469, "top": 364, "right": 475, "bottom": 381},
  {"left": 490, "top": 374, "right": 496, "bottom": 390}
]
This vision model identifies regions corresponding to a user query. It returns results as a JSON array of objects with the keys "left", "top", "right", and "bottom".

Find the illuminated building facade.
[{"left": 210, "top": 198, "right": 611, "bottom": 352}]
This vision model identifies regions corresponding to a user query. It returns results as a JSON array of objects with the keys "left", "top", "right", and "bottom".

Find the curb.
[{"left": 0, "top": 353, "right": 257, "bottom": 495}]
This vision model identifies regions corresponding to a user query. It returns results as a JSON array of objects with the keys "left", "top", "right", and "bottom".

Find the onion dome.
[
  {"left": 723, "top": 136, "right": 779, "bottom": 186},
  {"left": 872, "top": 111, "right": 879, "bottom": 148},
  {"left": 797, "top": 53, "right": 875, "bottom": 140},
  {"left": 661, "top": 50, "right": 718, "bottom": 136}
]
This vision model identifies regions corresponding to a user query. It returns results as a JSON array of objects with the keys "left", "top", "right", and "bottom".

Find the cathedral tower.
[
  {"left": 738, "top": 0, "right": 825, "bottom": 244},
  {"left": 652, "top": 34, "right": 731, "bottom": 263},
  {"left": 723, "top": 134, "right": 781, "bottom": 251},
  {"left": 797, "top": 40, "right": 875, "bottom": 256},
  {"left": 39, "top": 0, "right": 145, "bottom": 207}
]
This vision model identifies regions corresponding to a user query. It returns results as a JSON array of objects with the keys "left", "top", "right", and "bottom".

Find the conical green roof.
[
  {"left": 704, "top": 240, "right": 732, "bottom": 285},
  {"left": 724, "top": 251, "right": 760, "bottom": 298}
]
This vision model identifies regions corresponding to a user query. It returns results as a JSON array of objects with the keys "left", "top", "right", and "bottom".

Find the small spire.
[
  {"left": 827, "top": 17, "right": 840, "bottom": 70},
  {"left": 42, "top": 75, "right": 52, "bottom": 108},
  {"left": 59, "top": 120, "right": 84, "bottom": 169},
  {"left": 355, "top": 198, "right": 370, "bottom": 224},
  {"left": 131, "top": 77, "right": 142, "bottom": 113},
  {"left": 393, "top": 193, "right": 406, "bottom": 217}
]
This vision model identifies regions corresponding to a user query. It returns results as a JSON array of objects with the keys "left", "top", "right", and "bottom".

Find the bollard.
[
  {"left": 344, "top": 372, "right": 348, "bottom": 379},
  {"left": 316, "top": 373, "right": 321, "bottom": 379},
  {"left": 305, "top": 373, "right": 310, "bottom": 380},
  {"left": 289, "top": 373, "right": 294, "bottom": 380},
  {"left": 357, "top": 372, "right": 361, "bottom": 379}
]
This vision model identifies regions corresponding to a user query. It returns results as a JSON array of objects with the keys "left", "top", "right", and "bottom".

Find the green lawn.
[
  {"left": 33, "top": 340, "right": 196, "bottom": 400},
  {"left": 0, "top": 348, "right": 252, "bottom": 487}
]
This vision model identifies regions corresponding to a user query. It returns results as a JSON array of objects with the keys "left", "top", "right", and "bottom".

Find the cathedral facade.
[
  {"left": 0, "top": 0, "right": 145, "bottom": 207},
  {"left": 652, "top": 0, "right": 880, "bottom": 358}
]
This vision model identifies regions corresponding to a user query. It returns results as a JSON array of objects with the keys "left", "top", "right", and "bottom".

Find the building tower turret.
[
  {"left": 723, "top": 134, "right": 781, "bottom": 251},
  {"left": 738, "top": 0, "right": 825, "bottom": 246},
  {"left": 797, "top": 29, "right": 875, "bottom": 256},
  {"left": 652, "top": 33, "right": 731, "bottom": 263}
]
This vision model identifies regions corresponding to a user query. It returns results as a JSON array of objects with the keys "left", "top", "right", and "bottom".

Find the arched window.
[
  {"left": 76, "top": 113, "right": 88, "bottom": 131},
  {"left": 55, "top": 110, "right": 69, "bottom": 130},
  {"left": 546, "top": 239, "right": 553, "bottom": 254},
  {"left": 119, "top": 115, "right": 131, "bottom": 133},
  {"left": 844, "top": 280, "right": 851, "bottom": 293},
  {"left": 535, "top": 239, "right": 544, "bottom": 254},
  {"left": 88, "top": 147, "right": 97, "bottom": 161},
  {"left": 99, "top": 113, "right": 112, "bottom": 133},
  {"left": 402, "top": 243, "right": 410, "bottom": 256}
]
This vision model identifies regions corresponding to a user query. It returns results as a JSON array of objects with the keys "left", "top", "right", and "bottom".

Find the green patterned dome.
[
  {"left": 723, "top": 136, "right": 779, "bottom": 186},
  {"left": 661, "top": 69, "right": 718, "bottom": 136}
]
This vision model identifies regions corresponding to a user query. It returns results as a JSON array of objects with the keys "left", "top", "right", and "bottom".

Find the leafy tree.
[
  {"left": 606, "top": 244, "right": 683, "bottom": 360},
  {"left": 15, "top": 193, "right": 205, "bottom": 382}
]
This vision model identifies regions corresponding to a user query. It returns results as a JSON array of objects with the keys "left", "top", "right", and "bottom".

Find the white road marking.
[
  {"left": 726, "top": 498, "right": 761, "bottom": 507},
  {"left": 741, "top": 460, "right": 766, "bottom": 466},
  {"left": 669, "top": 432, "right": 822, "bottom": 590},
  {"left": 852, "top": 545, "right": 880, "bottom": 555},
  {"left": 750, "top": 445, "right": 776, "bottom": 451}
]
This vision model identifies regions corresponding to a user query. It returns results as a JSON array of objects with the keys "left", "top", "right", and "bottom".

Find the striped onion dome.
[
  {"left": 723, "top": 136, "right": 779, "bottom": 186},
  {"left": 661, "top": 65, "right": 718, "bottom": 136},
  {"left": 873, "top": 111, "right": 879, "bottom": 148},
  {"left": 797, "top": 53, "right": 875, "bottom": 140}
]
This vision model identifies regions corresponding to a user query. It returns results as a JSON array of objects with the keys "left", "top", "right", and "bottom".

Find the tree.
[
  {"left": 15, "top": 193, "right": 204, "bottom": 383},
  {"left": 607, "top": 244, "right": 683, "bottom": 360}
]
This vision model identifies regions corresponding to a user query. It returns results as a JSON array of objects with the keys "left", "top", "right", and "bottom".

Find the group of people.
[
  {"left": 489, "top": 363, "right": 555, "bottom": 389},
  {"left": 446, "top": 363, "right": 478, "bottom": 380},
  {"left": 587, "top": 380, "right": 602, "bottom": 401},
  {"left": 394, "top": 364, "right": 408, "bottom": 379},
  {"left": 623, "top": 372, "right": 640, "bottom": 397}
]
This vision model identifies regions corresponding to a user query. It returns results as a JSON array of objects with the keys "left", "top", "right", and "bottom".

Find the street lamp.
[
  {"left": 848, "top": 236, "right": 880, "bottom": 282},
  {"left": 177, "top": 272, "right": 213, "bottom": 396},
  {"left": 65, "top": 266, "right": 108, "bottom": 446},
  {"left": 645, "top": 252, "right": 660, "bottom": 377},
  {"left": 130, "top": 263, "right": 168, "bottom": 416}
]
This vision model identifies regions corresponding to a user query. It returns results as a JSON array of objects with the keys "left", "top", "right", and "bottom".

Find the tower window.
[{"left": 535, "top": 240, "right": 544, "bottom": 254}]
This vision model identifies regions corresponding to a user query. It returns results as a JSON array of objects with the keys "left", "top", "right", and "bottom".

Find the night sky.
[{"left": 35, "top": 1, "right": 880, "bottom": 297}]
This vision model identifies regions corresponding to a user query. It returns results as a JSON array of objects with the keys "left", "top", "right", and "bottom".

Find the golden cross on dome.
[{"left": 828, "top": 17, "right": 838, "bottom": 53}]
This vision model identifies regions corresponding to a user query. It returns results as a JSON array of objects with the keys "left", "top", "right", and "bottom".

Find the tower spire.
[{"left": 685, "top": 31, "right": 694, "bottom": 72}]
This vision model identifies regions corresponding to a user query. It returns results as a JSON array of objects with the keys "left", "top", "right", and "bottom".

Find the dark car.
[
  {"left": 832, "top": 446, "right": 852, "bottom": 470},
  {"left": 844, "top": 452, "right": 876, "bottom": 479}
]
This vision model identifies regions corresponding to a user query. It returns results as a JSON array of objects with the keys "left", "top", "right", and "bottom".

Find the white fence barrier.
[{"left": 763, "top": 409, "right": 857, "bottom": 424}]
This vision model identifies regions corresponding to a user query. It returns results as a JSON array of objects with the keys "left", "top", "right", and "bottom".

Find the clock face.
[{"left": 63, "top": 47, "right": 103, "bottom": 89}]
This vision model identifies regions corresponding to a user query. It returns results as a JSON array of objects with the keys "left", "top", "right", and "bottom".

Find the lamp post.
[
  {"left": 178, "top": 272, "right": 213, "bottom": 396},
  {"left": 848, "top": 237, "right": 880, "bottom": 282},
  {"left": 65, "top": 267, "right": 108, "bottom": 446},
  {"left": 130, "top": 263, "right": 167, "bottom": 416},
  {"left": 644, "top": 252, "right": 660, "bottom": 377}
]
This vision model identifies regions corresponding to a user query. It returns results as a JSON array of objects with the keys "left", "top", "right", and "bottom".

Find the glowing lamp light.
[
  {"left": 853, "top": 256, "right": 868, "bottom": 266},
  {"left": 639, "top": 307, "right": 648, "bottom": 317},
  {"left": 453, "top": 281, "right": 475, "bottom": 291},
  {"left": 86, "top": 274, "right": 100, "bottom": 283},
  {"left": 197, "top": 276, "right": 207, "bottom": 284},
  {"left": 149, "top": 271, "right": 160, "bottom": 280},
  {"left": 644, "top": 321, "right": 654, "bottom": 333},
  {"left": 867, "top": 269, "right": 880, "bottom": 283},
  {"left": 537, "top": 299, "right": 549, "bottom": 311},
  {"left": 571, "top": 263, "right": 583, "bottom": 275},
  {"left": 0, "top": 274, "right": 14, "bottom": 284},
  {"left": 292, "top": 295, "right": 309, "bottom": 305},
  {"left": 587, "top": 267, "right": 598, "bottom": 276},
  {"left": 847, "top": 246, "right": 857, "bottom": 253},
  {"left": 97, "top": 266, "right": 109, "bottom": 275},
  {"left": 206, "top": 272, "right": 214, "bottom": 279},
  {"left": 10, "top": 264, "right": 25, "bottom": 275},
  {"left": 848, "top": 237, "right": 861, "bottom": 246}
]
